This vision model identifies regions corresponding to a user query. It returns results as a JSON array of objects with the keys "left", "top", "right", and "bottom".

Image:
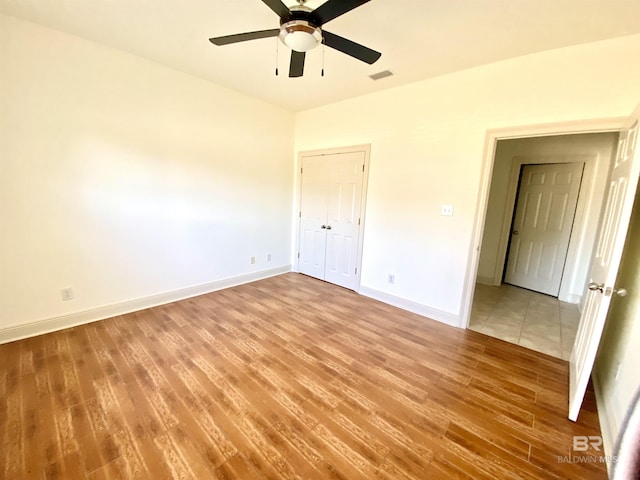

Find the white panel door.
[
  {"left": 324, "top": 152, "right": 364, "bottom": 290},
  {"left": 299, "top": 156, "right": 327, "bottom": 280},
  {"left": 569, "top": 109, "right": 640, "bottom": 421},
  {"left": 505, "top": 162, "right": 584, "bottom": 296},
  {"left": 298, "top": 150, "right": 365, "bottom": 290}
]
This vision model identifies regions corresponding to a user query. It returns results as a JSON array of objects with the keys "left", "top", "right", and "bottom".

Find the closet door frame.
[{"left": 294, "top": 144, "right": 371, "bottom": 292}]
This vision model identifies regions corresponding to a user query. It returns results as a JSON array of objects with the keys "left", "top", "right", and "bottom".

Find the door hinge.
[
  {"left": 362, "top": 164, "right": 365, "bottom": 172},
  {"left": 355, "top": 267, "right": 358, "bottom": 274},
  {"left": 297, "top": 252, "right": 300, "bottom": 259},
  {"left": 301, "top": 167, "right": 303, "bottom": 174},
  {"left": 299, "top": 211, "right": 302, "bottom": 218},
  {"left": 358, "top": 218, "right": 361, "bottom": 225}
]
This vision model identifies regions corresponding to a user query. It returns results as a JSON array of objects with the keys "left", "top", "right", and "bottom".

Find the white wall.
[
  {"left": 594, "top": 186, "right": 640, "bottom": 457},
  {"left": 294, "top": 34, "right": 640, "bottom": 326},
  {"left": 477, "top": 133, "right": 618, "bottom": 304},
  {"left": 0, "top": 15, "right": 294, "bottom": 338}
]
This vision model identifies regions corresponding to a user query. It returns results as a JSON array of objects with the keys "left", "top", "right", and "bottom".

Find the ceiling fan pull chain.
[
  {"left": 321, "top": 43, "right": 325, "bottom": 77},
  {"left": 275, "top": 36, "right": 280, "bottom": 76}
]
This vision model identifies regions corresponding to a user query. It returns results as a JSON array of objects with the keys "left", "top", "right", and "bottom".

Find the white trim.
[
  {"left": 592, "top": 371, "right": 617, "bottom": 476},
  {"left": 294, "top": 144, "right": 371, "bottom": 291},
  {"left": 359, "top": 286, "right": 461, "bottom": 328},
  {"left": 461, "top": 117, "right": 627, "bottom": 329},
  {"left": 475, "top": 274, "right": 496, "bottom": 286},
  {"left": 0, "top": 265, "right": 291, "bottom": 345},
  {"left": 564, "top": 293, "right": 582, "bottom": 305}
]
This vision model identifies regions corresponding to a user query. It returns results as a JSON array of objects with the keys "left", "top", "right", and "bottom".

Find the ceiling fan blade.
[
  {"left": 289, "top": 50, "right": 306, "bottom": 77},
  {"left": 322, "top": 31, "right": 381, "bottom": 64},
  {"left": 261, "top": 0, "right": 291, "bottom": 19},
  {"left": 312, "top": 0, "right": 371, "bottom": 25},
  {"left": 209, "top": 29, "right": 280, "bottom": 46}
]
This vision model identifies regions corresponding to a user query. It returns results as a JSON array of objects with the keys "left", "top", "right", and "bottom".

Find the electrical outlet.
[
  {"left": 61, "top": 287, "right": 74, "bottom": 301},
  {"left": 250, "top": 256, "right": 256, "bottom": 265},
  {"left": 387, "top": 274, "right": 395, "bottom": 285},
  {"left": 440, "top": 204, "right": 454, "bottom": 216},
  {"left": 267, "top": 253, "right": 272, "bottom": 262}
]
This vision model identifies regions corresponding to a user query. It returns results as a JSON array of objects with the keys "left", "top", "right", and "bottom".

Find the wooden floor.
[{"left": 0, "top": 273, "right": 607, "bottom": 479}]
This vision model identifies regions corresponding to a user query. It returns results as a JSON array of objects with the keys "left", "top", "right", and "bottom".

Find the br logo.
[{"left": 573, "top": 435, "right": 603, "bottom": 452}]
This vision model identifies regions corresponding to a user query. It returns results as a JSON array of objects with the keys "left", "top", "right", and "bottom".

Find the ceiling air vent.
[{"left": 369, "top": 70, "right": 394, "bottom": 81}]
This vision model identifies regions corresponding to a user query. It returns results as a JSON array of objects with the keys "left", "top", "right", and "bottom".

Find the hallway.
[{"left": 469, "top": 283, "right": 580, "bottom": 360}]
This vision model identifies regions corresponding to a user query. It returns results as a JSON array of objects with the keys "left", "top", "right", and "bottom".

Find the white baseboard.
[
  {"left": 0, "top": 265, "right": 292, "bottom": 345},
  {"left": 358, "top": 286, "right": 461, "bottom": 328},
  {"left": 559, "top": 292, "right": 582, "bottom": 305},
  {"left": 592, "top": 371, "right": 619, "bottom": 476},
  {"left": 476, "top": 275, "right": 499, "bottom": 286}
]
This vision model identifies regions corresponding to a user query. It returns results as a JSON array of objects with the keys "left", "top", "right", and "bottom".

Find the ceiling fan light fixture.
[{"left": 279, "top": 20, "right": 322, "bottom": 52}]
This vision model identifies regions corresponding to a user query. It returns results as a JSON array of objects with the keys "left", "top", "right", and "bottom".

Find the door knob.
[
  {"left": 588, "top": 282, "right": 604, "bottom": 293},
  {"left": 512, "top": 230, "right": 519, "bottom": 235},
  {"left": 321, "top": 225, "right": 326, "bottom": 229},
  {"left": 326, "top": 225, "right": 332, "bottom": 230},
  {"left": 613, "top": 287, "right": 628, "bottom": 297}
]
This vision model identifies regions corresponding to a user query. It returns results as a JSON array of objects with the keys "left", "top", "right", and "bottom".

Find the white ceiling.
[{"left": 2, "top": 0, "right": 640, "bottom": 111}]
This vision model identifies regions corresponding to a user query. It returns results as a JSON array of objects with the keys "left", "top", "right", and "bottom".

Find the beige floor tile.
[
  {"left": 520, "top": 324, "right": 561, "bottom": 343},
  {"left": 523, "top": 313, "right": 560, "bottom": 328},
  {"left": 561, "top": 325, "right": 578, "bottom": 352},
  {"left": 475, "top": 323, "right": 521, "bottom": 343},
  {"left": 560, "top": 305, "right": 580, "bottom": 328},
  {"left": 469, "top": 304, "right": 493, "bottom": 325},
  {"left": 470, "top": 283, "right": 580, "bottom": 360},
  {"left": 519, "top": 334, "right": 563, "bottom": 358},
  {"left": 488, "top": 307, "right": 526, "bottom": 323}
]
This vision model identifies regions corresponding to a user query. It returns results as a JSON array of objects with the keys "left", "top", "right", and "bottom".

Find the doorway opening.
[{"left": 468, "top": 132, "right": 619, "bottom": 358}]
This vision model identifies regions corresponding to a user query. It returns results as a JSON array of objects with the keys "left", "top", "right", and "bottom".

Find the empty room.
[{"left": 2, "top": 1, "right": 640, "bottom": 478}]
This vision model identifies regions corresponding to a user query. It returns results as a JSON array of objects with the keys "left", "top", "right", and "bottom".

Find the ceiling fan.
[{"left": 209, "top": 0, "right": 381, "bottom": 78}]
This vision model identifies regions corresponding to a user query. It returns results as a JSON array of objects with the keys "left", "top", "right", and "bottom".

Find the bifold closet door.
[
  {"left": 298, "top": 151, "right": 365, "bottom": 290},
  {"left": 323, "top": 152, "right": 364, "bottom": 290},
  {"left": 299, "top": 156, "right": 327, "bottom": 280}
]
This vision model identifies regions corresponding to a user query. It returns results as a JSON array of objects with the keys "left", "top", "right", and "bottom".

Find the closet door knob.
[
  {"left": 321, "top": 225, "right": 326, "bottom": 229},
  {"left": 326, "top": 225, "right": 332, "bottom": 230}
]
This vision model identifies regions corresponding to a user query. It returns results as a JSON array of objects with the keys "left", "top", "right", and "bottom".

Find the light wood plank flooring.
[{"left": 0, "top": 273, "right": 606, "bottom": 479}]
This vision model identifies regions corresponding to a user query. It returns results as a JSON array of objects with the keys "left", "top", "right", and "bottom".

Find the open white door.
[{"left": 569, "top": 106, "right": 640, "bottom": 421}]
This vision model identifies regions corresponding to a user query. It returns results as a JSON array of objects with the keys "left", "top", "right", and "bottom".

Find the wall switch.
[
  {"left": 387, "top": 274, "right": 395, "bottom": 285},
  {"left": 440, "top": 204, "right": 454, "bottom": 216},
  {"left": 61, "top": 287, "right": 74, "bottom": 301},
  {"left": 250, "top": 256, "right": 256, "bottom": 264},
  {"left": 266, "top": 253, "right": 272, "bottom": 262}
]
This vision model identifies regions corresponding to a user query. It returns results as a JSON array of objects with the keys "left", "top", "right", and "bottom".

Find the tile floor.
[{"left": 468, "top": 283, "right": 580, "bottom": 360}]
